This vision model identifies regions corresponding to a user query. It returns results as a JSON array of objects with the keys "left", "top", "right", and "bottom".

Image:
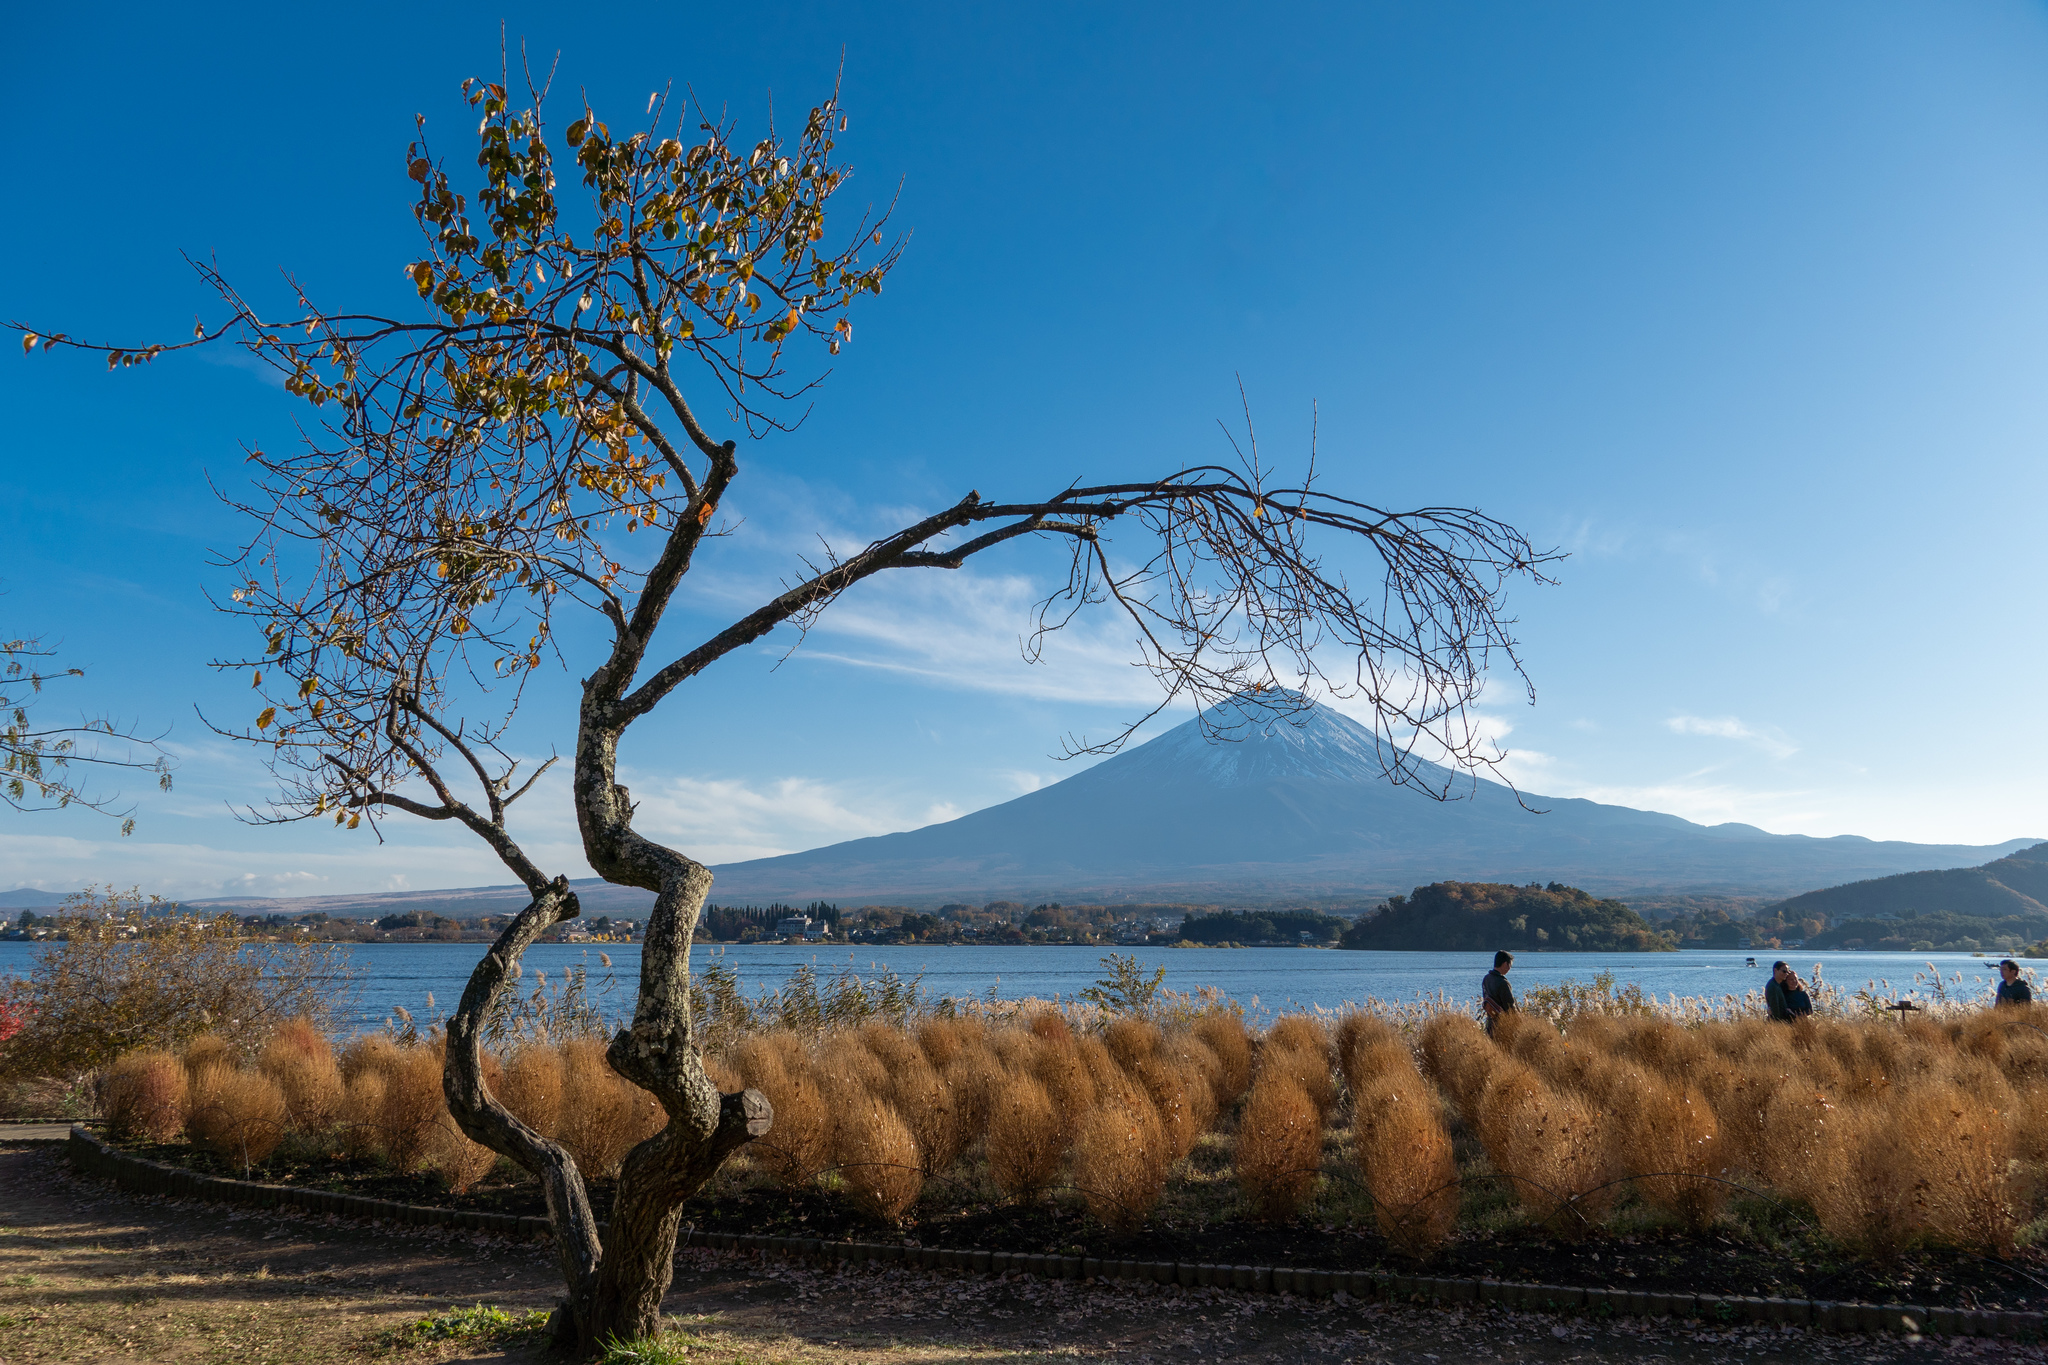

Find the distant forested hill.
[
  {"left": 1339, "top": 881, "right": 1674, "bottom": 952},
  {"left": 1768, "top": 843, "right": 2048, "bottom": 952},
  {"left": 1177, "top": 908, "right": 1348, "bottom": 945}
]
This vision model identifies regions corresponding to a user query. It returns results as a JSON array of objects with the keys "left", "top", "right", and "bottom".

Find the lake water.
[{"left": 0, "top": 939, "right": 2029, "bottom": 1034}]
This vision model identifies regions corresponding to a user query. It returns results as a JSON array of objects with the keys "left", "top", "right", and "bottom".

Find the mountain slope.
[
  {"left": 701, "top": 700, "right": 2039, "bottom": 904},
  {"left": 1768, "top": 843, "right": 2048, "bottom": 942}
]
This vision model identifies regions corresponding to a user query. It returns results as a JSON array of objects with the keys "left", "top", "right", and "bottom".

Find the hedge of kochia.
[{"left": 96, "top": 1004, "right": 2048, "bottom": 1261}]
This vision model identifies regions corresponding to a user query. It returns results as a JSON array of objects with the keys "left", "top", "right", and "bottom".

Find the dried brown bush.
[
  {"left": 1171, "top": 1033, "right": 1227, "bottom": 1100},
  {"left": 942, "top": 1042, "right": 1000, "bottom": 1141},
  {"left": 377, "top": 1046, "right": 447, "bottom": 1172},
  {"left": 1031, "top": 1034, "right": 1098, "bottom": 1146},
  {"left": 987, "top": 1028, "right": 1040, "bottom": 1075},
  {"left": 1105, "top": 1021, "right": 1203, "bottom": 1161},
  {"left": 337, "top": 1069, "right": 387, "bottom": 1159},
  {"left": 1072, "top": 1092, "right": 1168, "bottom": 1231},
  {"left": 1335, "top": 1013, "right": 1402, "bottom": 1094},
  {"left": 1028, "top": 1012, "right": 1073, "bottom": 1045},
  {"left": 701, "top": 1053, "right": 743, "bottom": 1094},
  {"left": 1894, "top": 1081, "right": 2016, "bottom": 1255},
  {"left": 1266, "top": 1014, "right": 1329, "bottom": 1059},
  {"left": 915, "top": 1018, "right": 967, "bottom": 1070},
  {"left": 851, "top": 1024, "right": 963, "bottom": 1172},
  {"left": 338, "top": 1034, "right": 400, "bottom": 1085},
  {"left": 1474, "top": 1058, "right": 1608, "bottom": 1233},
  {"left": 426, "top": 1107, "right": 501, "bottom": 1193},
  {"left": 1234, "top": 1075, "right": 1323, "bottom": 1221},
  {"left": 1589, "top": 1061, "right": 1725, "bottom": 1229},
  {"left": 830, "top": 1088, "right": 923, "bottom": 1223},
  {"left": 1418, "top": 1013, "right": 1496, "bottom": 1119},
  {"left": 258, "top": 1023, "right": 343, "bottom": 1134},
  {"left": 1074, "top": 1035, "right": 1129, "bottom": 1104},
  {"left": 1192, "top": 1011, "right": 1252, "bottom": 1103},
  {"left": 986, "top": 1068, "right": 1062, "bottom": 1200},
  {"left": 188, "top": 1066, "right": 289, "bottom": 1170},
  {"left": 825, "top": 1030, "right": 892, "bottom": 1096},
  {"left": 1104, "top": 1017, "right": 1163, "bottom": 1070},
  {"left": 102, "top": 1049, "right": 187, "bottom": 1143},
  {"left": 498, "top": 1044, "right": 565, "bottom": 1137},
  {"left": 1352, "top": 1069, "right": 1458, "bottom": 1257},
  {"left": 182, "top": 1033, "right": 234, "bottom": 1079},
  {"left": 1166, "top": 1039, "right": 1223, "bottom": 1135},
  {"left": 857, "top": 1021, "right": 924, "bottom": 1075},
  {"left": 1259, "top": 1036, "right": 1337, "bottom": 1117},
  {"left": 739, "top": 1037, "right": 833, "bottom": 1188},
  {"left": 555, "top": 1039, "right": 638, "bottom": 1179}
]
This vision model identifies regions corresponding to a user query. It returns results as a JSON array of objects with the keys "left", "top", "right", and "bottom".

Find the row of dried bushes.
[
  {"left": 100, "top": 1003, "right": 2047, "bottom": 1260},
  {"left": 719, "top": 1010, "right": 1255, "bottom": 1228},
  {"left": 1421, "top": 1008, "right": 2045, "bottom": 1255},
  {"left": 100, "top": 1021, "right": 665, "bottom": 1190}
]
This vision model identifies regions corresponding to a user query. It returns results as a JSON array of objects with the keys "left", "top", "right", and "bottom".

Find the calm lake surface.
[{"left": 0, "top": 940, "right": 2030, "bottom": 1034}]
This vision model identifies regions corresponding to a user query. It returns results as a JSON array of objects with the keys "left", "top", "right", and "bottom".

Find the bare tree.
[
  {"left": 14, "top": 61, "right": 1557, "bottom": 1353},
  {"left": 2, "top": 624, "right": 173, "bottom": 835}
]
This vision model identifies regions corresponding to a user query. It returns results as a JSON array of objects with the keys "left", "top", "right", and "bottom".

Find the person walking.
[
  {"left": 1481, "top": 950, "right": 1515, "bottom": 1033},
  {"left": 1765, "top": 960, "right": 1795, "bottom": 1022},
  {"left": 1997, "top": 959, "right": 2034, "bottom": 1006}
]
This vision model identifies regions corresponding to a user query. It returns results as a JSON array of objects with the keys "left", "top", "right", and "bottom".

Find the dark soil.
[{"left": 115, "top": 1133, "right": 2048, "bottom": 1314}]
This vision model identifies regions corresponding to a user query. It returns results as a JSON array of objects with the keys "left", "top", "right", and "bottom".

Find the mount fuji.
[{"left": 699, "top": 699, "right": 2038, "bottom": 906}]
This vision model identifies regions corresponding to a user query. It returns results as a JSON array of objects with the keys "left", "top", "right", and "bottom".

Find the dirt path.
[{"left": 0, "top": 1142, "right": 2037, "bottom": 1364}]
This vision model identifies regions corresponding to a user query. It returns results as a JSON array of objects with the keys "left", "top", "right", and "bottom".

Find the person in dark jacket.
[
  {"left": 1481, "top": 951, "right": 1515, "bottom": 1033},
  {"left": 1765, "top": 961, "right": 1795, "bottom": 1022},
  {"left": 1998, "top": 959, "right": 2034, "bottom": 1006},
  {"left": 1782, "top": 969, "right": 1814, "bottom": 1020}
]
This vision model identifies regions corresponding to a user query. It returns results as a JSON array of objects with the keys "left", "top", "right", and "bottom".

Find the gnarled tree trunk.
[{"left": 443, "top": 861, "right": 771, "bottom": 1355}]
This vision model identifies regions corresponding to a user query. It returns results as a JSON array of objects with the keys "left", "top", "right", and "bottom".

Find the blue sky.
[{"left": 5, "top": 2, "right": 2048, "bottom": 900}]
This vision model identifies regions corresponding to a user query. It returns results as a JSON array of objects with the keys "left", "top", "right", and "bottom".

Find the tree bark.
[
  {"left": 441, "top": 880, "right": 607, "bottom": 1344},
  {"left": 559, "top": 685, "right": 773, "bottom": 1352}
]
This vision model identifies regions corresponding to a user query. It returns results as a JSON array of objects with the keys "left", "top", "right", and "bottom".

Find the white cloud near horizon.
[
  {"left": 1664, "top": 714, "right": 1799, "bottom": 760},
  {"left": 625, "top": 772, "right": 967, "bottom": 866}
]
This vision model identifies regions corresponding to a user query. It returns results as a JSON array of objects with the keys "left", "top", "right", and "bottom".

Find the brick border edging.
[{"left": 63, "top": 1127, "right": 2036, "bottom": 1339}]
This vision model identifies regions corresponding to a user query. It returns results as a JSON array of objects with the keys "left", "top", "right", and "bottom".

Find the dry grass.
[
  {"left": 1071, "top": 1092, "right": 1168, "bottom": 1231},
  {"left": 182, "top": 1033, "right": 234, "bottom": 1078},
  {"left": 1473, "top": 1057, "right": 1609, "bottom": 1234},
  {"left": 1193, "top": 1011, "right": 1252, "bottom": 1103},
  {"left": 337, "top": 1034, "right": 400, "bottom": 1085},
  {"left": 555, "top": 1039, "right": 639, "bottom": 1179},
  {"left": 497, "top": 1043, "right": 564, "bottom": 1137},
  {"left": 985, "top": 1068, "right": 1062, "bottom": 1200},
  {"left": 1351, "top": 1065, "right": 1458, "bottom": 1257},
  {"left": 187, "top": 1067, "right": 289, "bottom": 1170},
  {"left": 337, "top": 1069, "right": 386, "bottom": 1159},
  {"left": 733, "top": 1033, "right": 834, "bottom": 1188},
  {"left": 830, "top": 1087, "right": 923, "bottom": 1222},
  {"left": 1234, "top": 1075, "right": 1322, "bottom": 1221},
  {"left": 258, "top": 1021, "right": 344, "bottom": 1134},
  {"left": 1259, "top": 1015, "right": 1337, "bottom": 1117},
  {"left": 101, "top": 1000, "right": 2048, "bottom": 1262},
  {"left": 376, "top": 1047, "right": 446, "bottom": 1173},
  {"left": 102, "top": 1049, "right": 187, "bottom": 1143}
]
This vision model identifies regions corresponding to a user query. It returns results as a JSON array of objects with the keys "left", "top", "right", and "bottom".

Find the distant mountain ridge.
[
  {"left": 699, "top": 699, "right": 2037, "bottom": 905},
  {"left": 10, "top": 700, "right": 2033, "bottom": 917}
]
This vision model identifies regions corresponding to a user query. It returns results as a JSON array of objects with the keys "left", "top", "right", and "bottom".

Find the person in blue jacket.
[{"left": 1998, "top": 959, "right": 2034, "bottom": 1006}]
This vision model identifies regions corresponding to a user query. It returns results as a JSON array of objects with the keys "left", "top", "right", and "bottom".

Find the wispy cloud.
[
  {"left": 625, "top": 772, "right": 961, "bottom": 865},
  {"left": 1664, "top": 714, "right": 1799, "bottom": 760}
]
